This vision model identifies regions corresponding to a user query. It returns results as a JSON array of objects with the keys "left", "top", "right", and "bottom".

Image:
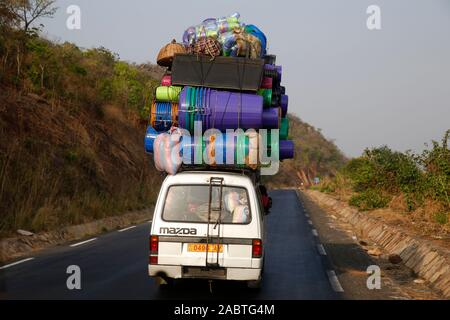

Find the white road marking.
[
  {"left": 312, "top": 229, "right": 319, "bottom": 237},
  {"left": 0, "top": 258, "right": 35, "bottom": 270},
  {"left": 118, "top": 226, "right": 136, "bottom": 232},
  {"left": 327, "top": 270, "right": 344, "bottom": 292},
  {"left": 70, "top": 238, "right": 97, "bottom": 247},
  {"left": 317, "top": 244, "right": 327, "bottom": 256},
  {"left": 308, "top": 219, "right": 313, "bottom": 225}
]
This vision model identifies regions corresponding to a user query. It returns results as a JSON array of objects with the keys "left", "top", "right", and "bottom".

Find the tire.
[
  {"left": 155, "top": 276, "right": 175, "bottom": 290},
  {"left": 247, "top": 257, "right": 265, "bottom": 290},
  {"left": 247, "top": 279, "right": 262, "bottom": 290},
  {"left": 247, "top": 260, "right": 264, "bottom": 290}
]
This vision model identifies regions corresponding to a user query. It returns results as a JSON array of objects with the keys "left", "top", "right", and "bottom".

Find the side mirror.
[{"left": 264, "top": 197, "right": 273, "bottom": 216}]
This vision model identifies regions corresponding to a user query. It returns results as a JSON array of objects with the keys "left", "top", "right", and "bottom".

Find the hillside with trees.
[{"left": 264, "top": 115, "right": 347, "bottom": 188}]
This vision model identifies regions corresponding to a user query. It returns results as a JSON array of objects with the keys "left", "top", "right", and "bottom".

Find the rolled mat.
[
  {"left": 179, "top": 87, "right": 264, "bottom": 132},
  {"left": 262, "top": 108, "right": 280, "bottom": 129},
  {"left": 271, "top": 87, "right": 281, "bottom": 107},
  {"left": 276, "top": 65, "right": 282, "bottom": 81},
  {"left": 280, "top": 140, "right": 294, "bottom": 160},
  {"left": 156, "top": 86, "right": 182, "bottom": 102},
  {"left": 144, "top": 126, "right": 159, "bottom": 153},
  {"left": 161, "top": 75, "right": 172, "bottom": 86},
  {"left": 280, "top": 94, "right": 289, "bottom": 117},
  {"left": 264, "top": 64, "right": 282, "bottom": 80},
  {"left": 280, "top": 117, "right": 289, "bottom": 140},
  {"left": 260, "top": 77, "right": 273, "bottom": 89}
]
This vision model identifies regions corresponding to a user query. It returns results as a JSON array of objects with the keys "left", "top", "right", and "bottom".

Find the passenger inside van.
[{"left": 163, "top": 185, "right": 251, "bottom": 224}]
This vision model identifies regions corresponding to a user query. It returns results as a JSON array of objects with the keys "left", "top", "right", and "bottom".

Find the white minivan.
[{"left": 148, "top": 170, "right": 266, "bottom": 288}]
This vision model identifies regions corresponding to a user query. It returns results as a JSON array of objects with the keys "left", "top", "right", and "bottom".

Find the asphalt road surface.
[{"left": 0, "top": 190, "right": 342, "bottom": 300}]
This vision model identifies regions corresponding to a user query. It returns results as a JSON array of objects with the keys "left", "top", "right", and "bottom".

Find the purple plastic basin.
[
  {"left": 209, "top": 90, "right": 263, "bottom": 130},
  {"left": 179, "top": 87, "right": 264, "bottom": 131},
  {"left": 279, "top": 140, "right": 294, "bottom": 160},
  {"left": 262, "top": 107, "right": 279, "bottom": 129}
]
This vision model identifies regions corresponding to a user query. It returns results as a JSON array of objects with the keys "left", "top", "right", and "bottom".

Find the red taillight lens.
[
  {"left": 149, "top": 256, "right": 158, "bottom": 265},
  {"left": 150, "top": 235, "right": 159, "bottom": 254},
  {"left": 252, "top": 239, "right": 263, "bottom": 258},
  {"left": 149, "top": 236, "right": 159, "bottom": 265}
]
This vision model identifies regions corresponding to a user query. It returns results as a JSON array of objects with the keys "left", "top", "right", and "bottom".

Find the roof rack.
[{"left": 179, "top": 165, "right": 261, "bottom": 185}]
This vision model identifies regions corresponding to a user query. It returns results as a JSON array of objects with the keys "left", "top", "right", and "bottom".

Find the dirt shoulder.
[
  {"left": 330, "top": 190, "right": 450, "bottom": 248},
  {"left": 300, "top": 189, "right": 448, "bottom": 300}
]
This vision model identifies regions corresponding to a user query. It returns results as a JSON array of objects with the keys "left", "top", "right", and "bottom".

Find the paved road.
[{"left": 0, "top": 190, "right": 341, "bottom": 300}]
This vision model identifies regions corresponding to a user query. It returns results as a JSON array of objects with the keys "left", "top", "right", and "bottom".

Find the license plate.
[{"left": 188, "top": 244, "right": 223, "bottom": 253}]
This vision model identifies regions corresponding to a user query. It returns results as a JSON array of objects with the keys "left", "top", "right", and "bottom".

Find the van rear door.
[{"left": 156, "top": 179, "right": 255, "bottom": 268}]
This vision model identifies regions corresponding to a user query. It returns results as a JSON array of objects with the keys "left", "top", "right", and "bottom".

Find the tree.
[
  {"left": 0, "top": 1, "right": 17, "bottom": 29},
  {"left": 8, "top": 0, "right": 57, "bottom": 32}
]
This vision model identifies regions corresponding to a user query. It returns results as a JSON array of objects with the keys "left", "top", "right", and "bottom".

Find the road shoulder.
[
  {"left": 0, "top": 208, "right": 153, "bottom": 264},
  {"left": 297, "top": 190, "right": 442, "bottom": 300}
]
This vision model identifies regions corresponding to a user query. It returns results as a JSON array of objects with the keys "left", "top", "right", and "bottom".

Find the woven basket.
[{"left": 157, "top": 39, "right": 186, "bottom": 67}]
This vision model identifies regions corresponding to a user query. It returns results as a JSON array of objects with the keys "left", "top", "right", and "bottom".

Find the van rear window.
[{"left": 162, "top": 185, "right": 251, "bottom": 224}]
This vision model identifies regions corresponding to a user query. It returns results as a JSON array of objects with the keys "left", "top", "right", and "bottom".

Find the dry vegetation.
[
  {"left": 0, "top": 85, "right": 164, "bottom": 238},
  {"left": 314, "top": 135, "right": 450, "bottom": 239}
]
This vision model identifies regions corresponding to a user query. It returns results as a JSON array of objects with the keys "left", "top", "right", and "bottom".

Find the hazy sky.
[{"left": 41, "top": 0, "right": 450, "bottom": 157}]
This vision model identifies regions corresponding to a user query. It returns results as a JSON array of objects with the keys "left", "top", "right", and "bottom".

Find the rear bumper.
[{"left": 149, "top": 265, "right": 262, "bottom": 281}]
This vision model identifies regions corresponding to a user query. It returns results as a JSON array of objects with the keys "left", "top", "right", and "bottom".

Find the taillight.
[
  {"left": 252, "top": 239, "right": 263, "bottom": 258},
  {"left": 150, "top": 235, "right": 159, "bottom": 254},
  {"left": 150, "top": 235, "right": 159, "bottom": 265},
  {"left": 149, "top": 256, "right": 158, "bottom": 265}
]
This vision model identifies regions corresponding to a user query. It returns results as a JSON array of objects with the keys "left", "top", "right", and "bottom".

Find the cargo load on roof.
[{"left": 145, "top": 13, "right": 294, "bottom": 175}]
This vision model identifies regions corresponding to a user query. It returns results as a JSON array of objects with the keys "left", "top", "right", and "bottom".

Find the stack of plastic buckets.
[
  {"left": 145, "top": 85, "right": 181, "bottom": 153},
  {"left": 260, "top": 56, "right": 294, "bottom": 161},
  {"left": 145, "top": 44, "right": 294, "bottom": 172}
]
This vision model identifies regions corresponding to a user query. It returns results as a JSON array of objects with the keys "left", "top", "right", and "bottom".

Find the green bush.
[
  {"left": 420, "top": 130, "right": 450, "bottom": 208},
  {"left": 349, "top": 189, "right": 391, "bottom": 210},
  {"left": 343, "top": 157, "right": 376, "bottom": 191},
  {"left": 343, "top": 146, "right": 426, "bottom": 211},
  {"left": 331, "top": 130, "right": 449, "bottom": 216},
  {"left": 434, "top": 212, "right": 448, "bottom": 225}
]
